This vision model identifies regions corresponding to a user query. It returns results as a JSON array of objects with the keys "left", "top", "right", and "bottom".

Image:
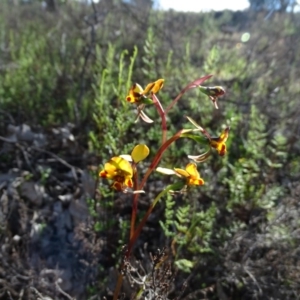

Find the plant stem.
[
  {"left": 127, "top": 184, "right": 179, "bottom": 254},
  {"left": 130, "top": 166, "right": 139, "bottom": 239},
  {"left": 152, "top": 93, "right": 167, "bottom": 144},
  {"left": 165, "top": 74, "right": 213, "bottom": 114},
  {"left": 113, "top": 184, "right": 177, "bottom": 300}
]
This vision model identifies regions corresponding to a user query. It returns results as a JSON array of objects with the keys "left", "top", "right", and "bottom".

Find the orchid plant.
[{"left": 99, "top": 74, "right": 228, "bottom": 299}]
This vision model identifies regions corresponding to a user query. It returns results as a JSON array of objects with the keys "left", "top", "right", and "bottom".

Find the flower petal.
[
  {"left": 185, "top": 162, "right": 200, "bottom": 178},
  {"left": 102, "top": 161, "right": 117, "bottom": 174},
  {"left": 210, "top": 127, "right": 229, "bottom": 156},
  {"left": 108, "top": 156, "right": 133, "bottom": 177},
  {"left": 124, "top": 176, "right": 133, "bottom": 188},
  {"left": 126, "top": 83, "right": 144, "bottom": 103},
  {"left": 99, "top": 170, "right": 112, "bottom": 179},
  {"left": 132, "top": 83, "right": 144, "bottom": 94},
  {"left": 143, "top": 79, "right": 164, "bottom": 95},
  {"left": 112, "top": 181, "right": 123, "bottom": 191},
  {"left": 187, "top": 155, "right": 202, "bottom": 163},
  {"left": 156, "top": 167, "right": 177, "bottom": 175},
  {"left": 126, "top": 94, "right": 136, "bottom": 103},
  {"left": 219, "top": 127, "right": 230, "bottom": 143},
  {"left": 133, "top": 190, "right": 146, "bottom": 194},
  {"left": 143, "top": 82, "right": 155, "bottom": 94},
  {"left": 218, "top": 143, "right": 227, "bottom": 156},
  {"left": 119, "top": 154, "right": 133, "bottom": 162},
  {"left": 131, "top": 144, "right": 150, "bottom": 163},
  {"left": 138, "top": 110, "right": 154, "bottom": 123},
  {"left": 174, "top": 168, "right": 189, "bottom": 178},
  {"left": 188, "top": 178, "right": 204, "bottom": 185},
  {"left": 151, "top": 79, "right": 164, "bottom": 93},
  {"left": 188, "top": 150, "right": 211, "bottom": 163}
]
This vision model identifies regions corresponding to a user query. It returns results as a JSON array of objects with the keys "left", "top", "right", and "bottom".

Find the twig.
[
  {"left": 0, "top": 135, "right": 80, "bottom": 181},
  {"left": 18, "top": 288, "right": 24, "bottom": 300},
  {"left": 30, "top": 287, "right": 48, "bottom": 300},
  {"left": 55, "top": 279, "right": 75, "bottom": 300},
  {"left": 0, "top": 279, "right": 19, "bottom": 297},
  {"left": 0, "top": 136, "right": 16, "bottom": 143},
  {"left": 0, "top": 136, "right": 33, "bottom": 171},
  {"left": 7, "top": 291, "right": 14, "bottom": 300},
  {"left": 244, "top": 267, "right": 262, "bottom": 295},
  {"left": 31, "top": 146, "right": 80, "bottom": 181}
]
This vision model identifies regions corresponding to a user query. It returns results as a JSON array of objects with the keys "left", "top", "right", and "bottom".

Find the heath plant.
[{"left": 99, "top": 73, "right": 227, "bottom": 299}]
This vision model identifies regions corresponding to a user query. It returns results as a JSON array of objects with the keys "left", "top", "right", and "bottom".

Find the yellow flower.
[
  {"left": 126, "top": 79, "right": 164, "bottom": 104},
  {"left": 174, "top": 163, "right": 204, "bottom": 186},
  {"left": 100, "top": 156, "right": 133, "bottom": 191},
  {"left": 126, "top": 83, "right": 144, "bottom": 104},
  {"left": 142, "top": 79, "right": 164, "bottom": 95},
  {"left": 99, "top": 144, "right": 150, "bottom": 192},
  {"left": 209, "top": 127, "right": 229, "bottom": 157},
  {"left": 157, "top": 162, "right": 204, "bottom": 187},
  {"left": 186, "top": 116, "right": 230, "bottom": 158}
]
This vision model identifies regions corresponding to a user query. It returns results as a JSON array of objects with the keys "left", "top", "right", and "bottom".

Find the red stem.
[
  {"left": 165, "top": 74, "right": 213, "bottom": 114},
  {"left": 130, "top": 95, "right": 166, "bottom": 239},
  {"left": 125, "top": 131, "right": 185, "bottom": 258},
  {"left": 130, "top": 165, "right": 139, "bottom": 239},
  {"left": 127, "top": 202, "right": 155, "bottom": 254}
]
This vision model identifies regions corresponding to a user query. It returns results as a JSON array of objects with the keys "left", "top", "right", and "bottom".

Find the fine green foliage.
[
  {"left": 160, "top": 195, "right": 217, "bottom": 272},
  {"left": 225, "top": 105, "right": 285, "bottom": 210},
  {"left": 159, "top": 193, "right": 176, "bottom": 238},
  {"left": 90, "top": 44, "right": 137, "bottom": 156}
]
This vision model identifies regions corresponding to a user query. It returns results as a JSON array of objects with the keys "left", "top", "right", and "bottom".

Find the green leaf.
[{"left": 175, "top": 259, "right": 194, "bottom": 273}]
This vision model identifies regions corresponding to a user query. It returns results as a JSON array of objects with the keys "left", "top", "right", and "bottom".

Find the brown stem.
[{"left": 113, "top": 274, "right": 124, "bottom": 300}]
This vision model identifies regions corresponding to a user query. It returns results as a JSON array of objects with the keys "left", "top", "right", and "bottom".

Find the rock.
[
  {"left": 20, "top": 181, "right": 44, "bottom": 206},
  {"left": 69, "top": 196, "right": 89, "bottom": 225}
]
